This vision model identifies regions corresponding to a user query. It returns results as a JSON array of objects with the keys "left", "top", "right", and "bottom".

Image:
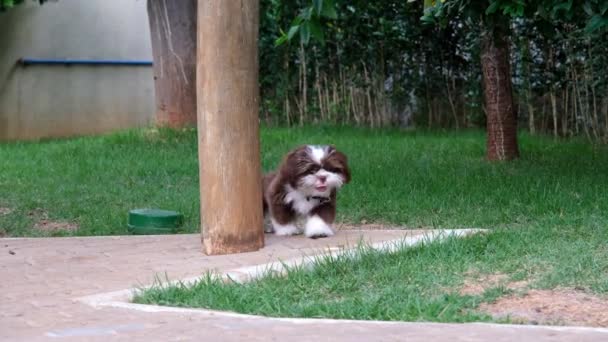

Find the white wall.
[{"left": 0, "top": 0, "right": 155, "bottom": 141}]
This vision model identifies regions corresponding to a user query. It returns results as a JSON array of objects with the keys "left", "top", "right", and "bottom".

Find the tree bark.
[
  {"left": 147, "top": 0, "right": 197, "bottom": 128},
  {"left": 197, "top": 0, "right": 264, "bottom": 255},
  {"left": 523, "top": 37, "right": 535, "bottom": 135},
  {"left": 527, "top": 101, "right": 535, "bottom": 135},
  {"left": 550, "top": 89, "right": 558, "bottom": 138},
  {"left": 480, "top": 27, "right": 519, "bottom": 161}
]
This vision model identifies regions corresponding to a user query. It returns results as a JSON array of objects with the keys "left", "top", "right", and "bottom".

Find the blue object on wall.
[{"left": 19, "top": 58, "right": 153, "bottom": 66}]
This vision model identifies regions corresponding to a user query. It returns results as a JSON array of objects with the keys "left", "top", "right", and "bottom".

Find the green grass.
[
  {"left": 135, "top": 237, "right": 509, "bottom": 322},
  {"left": 1, "top": 126, "right": 605, "bottom": 236},
  {"left": 133, "top": 222, "right": 608, "bottom": 322},
  {"left": 3, "top": 126, "right": 608, "bottom": 322}
]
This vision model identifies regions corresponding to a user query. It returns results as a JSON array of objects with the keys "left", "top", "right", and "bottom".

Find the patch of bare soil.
[
  {"left": 460, "top": 272, "right": 529, "bottom": 296},
  {"left": 1, "top": 208, "right": 13, "bottom": 237},
  {"left": 479, "top": 288, "right": 608, "bottom": 327},
  {"left": 27, "top": 208, "right": 47, "bottom": 217},
  {"left": 33, "top": 220, "right": 79, "bottom": 233},
  {"left": 28, "top": 208, "right": 78, "bottom": 233}
]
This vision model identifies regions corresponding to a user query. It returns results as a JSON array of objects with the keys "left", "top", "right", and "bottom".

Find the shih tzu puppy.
[{"left": 263, "top": 145, "right": 351, "bottom": 239}]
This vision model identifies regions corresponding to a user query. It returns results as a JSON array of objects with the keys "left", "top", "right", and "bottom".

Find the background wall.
[{"left": 0, "top": 0, "right": 155, "bottom": 141}]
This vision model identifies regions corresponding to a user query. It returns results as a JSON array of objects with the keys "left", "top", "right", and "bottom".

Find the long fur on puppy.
[{"left": 263, "top": 145, "right": 351, "bottom": 239}]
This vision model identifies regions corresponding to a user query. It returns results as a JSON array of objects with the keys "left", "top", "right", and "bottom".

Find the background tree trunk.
[
  {"left": 480, "top": 27, "right": 520, "bottom": 161},
  {"left": 147, "top": 0, "right": 197, "bottom": 128},
  {"left": 197, "top": 0, "right": 264, "bottom": 255}
]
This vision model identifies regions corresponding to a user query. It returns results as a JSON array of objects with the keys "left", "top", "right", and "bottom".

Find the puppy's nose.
[{"left": 318, "top": 175, "right": 327, "bottom": 183}]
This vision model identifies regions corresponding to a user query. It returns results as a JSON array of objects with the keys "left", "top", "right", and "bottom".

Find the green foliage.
[
  {"left": 0, "top": 0, "right": 46, "bottom": 12},
  {"left": 262, "top": 0, "right": 608, "bottom": 141},
  {"left": 275, "top": 0, "right": 337, "bottom": 46},
  {"left": 261, "top": 0, "right": 483, "bottom": 128},
  {"left": 421, "top": 0, "right": 608, "bottom": 33},
  {"left": 582, "top": 0, "right": 608, "bottom": 32},
  {"left": 0, "top": 0, "right": 23, "bottom": 11}
]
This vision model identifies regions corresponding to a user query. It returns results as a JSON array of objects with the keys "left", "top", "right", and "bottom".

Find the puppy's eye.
[
  {"left": 325, "top": 167, "right": 341, "bottom": 174},
  {"left": 308, "top": 165, "right": 321, "bottom": 173}
]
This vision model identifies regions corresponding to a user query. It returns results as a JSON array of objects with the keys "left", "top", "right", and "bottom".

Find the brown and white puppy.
[{"left": 263, "top": 145, "right": 351, "bottom": 239}]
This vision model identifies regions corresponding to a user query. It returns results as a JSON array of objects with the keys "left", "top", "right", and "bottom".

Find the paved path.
[{"left": 2, "top": 230, "right": 607, "bottom": 341}]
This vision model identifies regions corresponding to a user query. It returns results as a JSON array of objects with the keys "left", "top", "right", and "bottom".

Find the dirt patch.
[
  {"left": 1, "top": 208, "right": 14, "bottom": 237},
  {"left": 27, "top": 208, "right": 47, "bottom": 217},
  {"left": 461, "top": 273, "right": 507, "bottom": 296},
  {"left": 28, "top": 208, "right": 78, "bottom": 233},
  {"left": 479, "top": 288, "right": 608, "bottom": 327},
  {"left": 460, "top": 272, "right": 529, "bottom": 296},
  {"left": 33, "top": 219, "right": 79, "bottom": 233}
]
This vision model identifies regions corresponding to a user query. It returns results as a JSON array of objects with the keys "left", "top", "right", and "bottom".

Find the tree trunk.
[
  {"left": 527, "top": 101, "right": 535, "bottom": 135},
  {"left": 480, "top": 27, "right": 519, "bottom": 161},
  {"left": 523, "top": 37, "right": 535, "bottom": 135},
  {"left": 603, "top": 97, "right": 608, "bottom": 142},
  {"left": 603, "top": 97, "right": 608, "bottom": 141},
  {"left": 299, "top": 43, "right": 307, "bottom": 126},
  {"left": 550, "top": 89, "right": 558, "bottom": 138},
  {"left": 147, "top": 0, "right": 197, "bottom": 128},
  {"left": 197, "top": 0, "right": 264, "bottom": 255},
  {"left": 562, "top": 89, "right": 569, "bottom": 136}
]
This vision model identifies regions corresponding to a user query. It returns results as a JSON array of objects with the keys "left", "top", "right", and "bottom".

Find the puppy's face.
[{"left": 281, "top": 145, "right": 350, "bottom": 195}]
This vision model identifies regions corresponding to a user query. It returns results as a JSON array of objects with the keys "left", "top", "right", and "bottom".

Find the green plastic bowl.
[{"left": 127, "top": 209, "right": 184, "bottom": 235}]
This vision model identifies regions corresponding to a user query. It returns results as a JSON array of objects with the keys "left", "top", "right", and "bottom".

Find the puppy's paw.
[
  {"left": 304, "top": 215, "right": 334, "bottom": 239},
  {"left": 263, "top": 219, "right": 274, "bottom": 234},
  {"left": 272, "top": 219, "right": 300, "bottom": 236}
]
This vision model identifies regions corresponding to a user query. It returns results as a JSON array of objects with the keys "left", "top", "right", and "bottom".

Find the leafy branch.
[
  {"left": 275, "top": 0, "right": 337, "bottom": 46},
  {"left": 1, "top": 0, "right": 48, "bottom": 12}
]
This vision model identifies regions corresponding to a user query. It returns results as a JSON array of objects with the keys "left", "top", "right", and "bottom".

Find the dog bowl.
[{"left": 127, "top": 209, "right": 184, "bottom": 235}]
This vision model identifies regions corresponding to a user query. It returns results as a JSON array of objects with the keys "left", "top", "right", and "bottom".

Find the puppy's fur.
[{"left": 263, "top": 145, "right": 350, "bottom": 239}]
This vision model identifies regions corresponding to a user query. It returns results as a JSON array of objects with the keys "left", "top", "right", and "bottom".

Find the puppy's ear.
[
  {"left": 280, "top": 145, "right": 310, "bottom": 187},
  {"left": 333, "top": 151, "right": 351, "bottom": 184},
  {"left": 342, "top": 161, "right": 351, "bottom": 184}
]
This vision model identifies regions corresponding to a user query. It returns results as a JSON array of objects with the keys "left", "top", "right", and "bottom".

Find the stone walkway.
[{"left": 2, "top": 229, "right": 607, "bottom": 341}]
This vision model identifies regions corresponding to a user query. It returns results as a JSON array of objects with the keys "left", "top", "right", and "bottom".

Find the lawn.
[
  {"left": 3, "top": 126, "right": 608, "bottom": 323},
  {"left": 2, "top": 127, "right": 605, "bottom": 237}
]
